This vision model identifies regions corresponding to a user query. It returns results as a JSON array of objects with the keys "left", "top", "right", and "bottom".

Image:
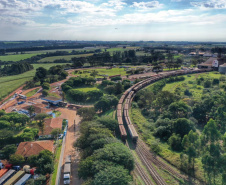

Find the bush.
[
  {"left": 212, "top": 78, "right": 219, "bottom": 85},
  {"left": 42, "top": 82, "right": 50, "bottom": 90},
  {"left": 168, "top": 133, "right": 182, "bottom": 151},
  {"left": 111, "top": 76, "right": 122, "bottom": 81},
  {"left": 204, "top": 80, "right": 211, "bottom": 88}
]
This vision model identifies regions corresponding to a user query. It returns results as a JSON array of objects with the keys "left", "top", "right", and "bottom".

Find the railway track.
[
  {"left": 125, "top": 141, "right": 154, "bottom": 185},
  {"left": 137, "top": 140, "right": 185, "bottom": 180},
  {"left": 118, "top": 69, "right": 212, "bottom": 185}
]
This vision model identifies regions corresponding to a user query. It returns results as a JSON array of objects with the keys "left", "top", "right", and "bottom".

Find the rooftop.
[
  {"left": 16, "top": 140, "right": 54, "bottom": 157},
  {"left": 39, "top": 118, "right": 63, "bottom": 136}
]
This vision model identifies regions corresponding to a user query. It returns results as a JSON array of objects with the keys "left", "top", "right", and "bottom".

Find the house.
[
  {"left": 39, "top": 118, "right": 63, "bottom": 138},
  {"left": 198, "top": 57, "right": 218, "bottom": 69},
  {"left": 16, "top": 140, "right": 54, "bottom": 158}
]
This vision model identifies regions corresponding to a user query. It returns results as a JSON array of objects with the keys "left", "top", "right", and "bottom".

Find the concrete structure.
[{"left": 219, "top": 63, "right": 226, "bottom": 74}]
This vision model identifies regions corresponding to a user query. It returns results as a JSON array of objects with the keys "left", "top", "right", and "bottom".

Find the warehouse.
[{"left": 41, "top": 96, "right": 62, "bottom": 106}]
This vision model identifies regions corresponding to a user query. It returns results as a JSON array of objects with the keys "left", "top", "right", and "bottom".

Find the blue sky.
[{"left": 0, "top": 0, "right": 226, "bottom": 41}]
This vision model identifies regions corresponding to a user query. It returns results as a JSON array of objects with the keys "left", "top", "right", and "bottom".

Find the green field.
[
  {"left": 162, "top": 72, "right": 222, "bottom": 100},
  {"left": 0, "top": 54, "right": 39, "bottom": 62},
  {"left": 0, "top": 63, "right": 69, "bottom": 100},
  {"left": 75, "top": 87, "right": 98, "bottom": 92},
  {"left": 77, "top": 67, "right": 131, "bottom": 78},
  {"left": 38, "top": 53, "right": 93, "bottom": 62}
]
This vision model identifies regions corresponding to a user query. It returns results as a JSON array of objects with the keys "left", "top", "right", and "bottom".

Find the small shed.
[
  {"left": 219, "top": 63, "right": 226, "bottom": 74},
  {"left": 41, "top": 96, "right": 62, "bottom": 105}
]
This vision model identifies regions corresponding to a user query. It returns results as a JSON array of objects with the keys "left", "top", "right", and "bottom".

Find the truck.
[
  {"left": 65, "top": 155, "right": 71, "bottom": 164},
  {"left": 15, "top": 174, "right": 32, "bottom": 185},
  {"left": 63, "top": 163, "right": 71, "bottom": 185},
  {"left": 0, "top": 169, "right": 16, "bottom": 185},
  {"left": 4, "top": 170, "right": 25, "bottom": 185}
]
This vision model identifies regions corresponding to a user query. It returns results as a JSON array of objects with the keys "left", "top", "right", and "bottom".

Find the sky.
[{"left": 0, "top": 0, "right": 226, "bottom": 41}]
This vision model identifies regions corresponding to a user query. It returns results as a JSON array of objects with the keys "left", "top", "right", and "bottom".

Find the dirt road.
[{"left": 58, "top": 108, "right": 83, "bottom": 185}]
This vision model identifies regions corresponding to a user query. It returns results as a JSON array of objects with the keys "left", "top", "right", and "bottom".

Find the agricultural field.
[
  {"left": 38, "top": 53, "right": 93, "bottom": 62},
  {"left": 0, "top": 53, "right": 39, "bottom": 62},
  {"left": 0, "top": 63, "right": 69, "bottom": 100}
]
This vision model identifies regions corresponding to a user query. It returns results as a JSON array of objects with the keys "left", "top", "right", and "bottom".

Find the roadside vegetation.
[
  {"left": 74, "top": 107, "right": 134, "bottom": 185},
  {"left": 132, "top": 72, "right": 226, "bottom": 184}
]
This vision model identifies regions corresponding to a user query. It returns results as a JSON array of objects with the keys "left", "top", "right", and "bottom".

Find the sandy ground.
[{"left": 58, "top": 108, "right": 83, "bottom": 185}]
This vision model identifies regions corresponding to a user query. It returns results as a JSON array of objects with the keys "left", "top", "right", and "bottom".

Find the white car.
[{"left": 63, "top": 174, "right": 70, "bottom": 185}]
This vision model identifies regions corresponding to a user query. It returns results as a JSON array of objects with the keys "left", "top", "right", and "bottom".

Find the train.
[{"left": 117, "top": 68, "right": 212, "bottom": 143}]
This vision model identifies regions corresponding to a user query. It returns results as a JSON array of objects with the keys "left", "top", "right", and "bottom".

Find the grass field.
[
  {"left": 162, "top": 72, "right": 222, "bottom": 100},
  {"left": 77, "top": 67, "right": 130, "bottom": 78},
  {"left": 0, "top": 63, "right": 69, "bottom": 100},
  {"left": 25, "top": 89, "right": 39, "bottom": 97},
  {"left": 75, "top": 87, "right": 98, "bottom": 92},
  {"left": 0, "top": 53, "right": 39, "bottom": 62},
  {"left": 38, "top": 53, "right": 93, "bottom": 62}
]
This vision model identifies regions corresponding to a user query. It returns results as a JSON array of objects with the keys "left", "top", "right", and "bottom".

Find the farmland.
[
  {"left": 0, "top": 53, "right": 39, "bottom": 62},
  {"left": 0, "top": 63, "right": 69, "bottom": 100},
  {"left": 38, "top": 53, "right": 93, "bottom": 62}
]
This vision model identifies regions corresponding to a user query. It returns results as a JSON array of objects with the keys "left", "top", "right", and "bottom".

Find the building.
[
  {"left": 16, "top": 140, "right": 54, "bottom": 158},
  {"left": 219, "top": 63, "right": 226, "bottom": 74},
  {"left": 39, "top": 118, "right": 63, "bottom": 138},
  {"left": 198, "top": 57, "right": 218, "bottom": 69},
  {"left": 41, "top": 96, "right": 62, "bottom": 106}
]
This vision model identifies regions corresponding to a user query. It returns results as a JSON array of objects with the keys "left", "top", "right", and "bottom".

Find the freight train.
[{"left": 117, "top": 68, "right": 212, "bottom": 143}]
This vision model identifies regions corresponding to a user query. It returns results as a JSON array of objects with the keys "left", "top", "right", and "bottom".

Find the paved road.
[{"left": 58, "top": 108, "right": 83, "bottom": 185}]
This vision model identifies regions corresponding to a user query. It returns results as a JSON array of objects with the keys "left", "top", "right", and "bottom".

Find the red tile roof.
[
  {"left": 16, "top": 140, "right": 54, "bottom": 157},
  {"left": 39, "top": 118, "right": 63, "bottom": 136}
]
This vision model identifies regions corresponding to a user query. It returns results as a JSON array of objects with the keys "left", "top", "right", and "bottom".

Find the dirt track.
[{"left": 58, "top": 108, "right": 83, "bottom": 185}]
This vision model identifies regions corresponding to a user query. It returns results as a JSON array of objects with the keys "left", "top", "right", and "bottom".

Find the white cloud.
[
  {"left": 171, "top": 0, "right": 182, "bottom": 2},
  {"left": 191, "top": 0, "right": 226, "bottom": 9},
  {"left": 131, "top": 1, "right": 163, "bottom": 10}
]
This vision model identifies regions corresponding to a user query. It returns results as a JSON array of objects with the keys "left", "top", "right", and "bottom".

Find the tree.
[
  {"left": 35, "top": 113, "right": 48, "bottom": 134},
  {"left": 27, "top": 106, "right": 35, "bottom": 118},
  {"left": 173, "top": 118, "right": 195, "bottom": 137},
  {"left": 51, "top": 128, "right": 62, "bottom": 139},
  {"left": 77, "top": 107, "right": 96, "bottom": 121},
  {"left": 2, "top": 144, "right": 17, "bottom": 160},
  {"left": 114, "top": 82, "right": 123, "bottom": 95},
  {"left": 202, "top": 119, "right": 221, "bottom": 144},
  {"left": 168, "top": 133, "right": 182, "bottom": 151},
  {"left": 34, "top": 67, "right": 47, "bottom": 84},
  {"left": 96, "top": 116, "right": 118, "bottom": 131},
  {"left": 42, "top": 82, "right": 50, "bottom": 90},
  {"left": 90, "top": 70, "right": 98, "bottom": 78},
  {"left": 94, "top": 143, "right": 134, "bottom": 171},
  {"left": 42, "top": 90, "right": 49, "bottom": 97},
  {"left": 9, "top": 154, "right": 25, "bottom": 165},
  {"left": 93, "top": 166, "right": 132, "bottom": 185},
  {"left": 168, "top": 101, "right": 191, "bottom": 119}
]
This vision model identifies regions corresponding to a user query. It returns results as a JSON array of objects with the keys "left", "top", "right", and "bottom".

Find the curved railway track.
[{"left": 117, "top": 68, "right": 212, "bottom": 184}]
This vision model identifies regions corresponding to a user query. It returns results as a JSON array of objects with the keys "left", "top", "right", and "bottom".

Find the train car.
[
  {"left": 128, "top": 124, "right": 138, "bottom": 142},
  {"left": 14, "top": 174, "right": 31, "bottom": 185},
  {"left": 124, "top": 103, "right": 129, "bottom": 110},
  {"left": 0, "top": 169, "right": 8, "bottom": 178},
  {"left": 124, "top": 116, "right": 132, "bottom": 125},
  {"left": 0, "top": 169, "right": 16, "bottom": 185},
  {"left": 117, "top": 116, "right": 123, "bottom": 125},
  {"left": 124, "top": 109, "right": 129, "bottom": 118},
  {"left": 119, "top": 125, "right": 127, "bottom": 140},
  {"left": 4, "top": 170, "right": 25, "bottom": 185},
  {"left": 117, "top": 110, "right": 122, "bottom": 117},
  {"left": 117, "top": 104, "right": 122, "bottom": 111}
]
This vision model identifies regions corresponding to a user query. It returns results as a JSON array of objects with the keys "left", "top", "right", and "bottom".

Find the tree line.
[
  {"left": 75, "top": 107, "right": 134, "bottom": 185},
  {"left": 0, "top": 62, "right": 33, "bottom": 77}
]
